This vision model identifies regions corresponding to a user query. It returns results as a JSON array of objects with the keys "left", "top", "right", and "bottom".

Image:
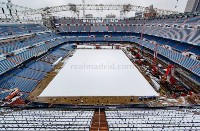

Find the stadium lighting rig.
[
  {"left": 20, "top": 4, "right": 180, "bottom": 17},
  {"left": 0, "top": 0, "right": 32, "bottom": 19}
]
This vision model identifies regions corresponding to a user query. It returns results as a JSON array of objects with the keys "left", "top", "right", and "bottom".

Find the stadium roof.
[{"left": 1, "top": 0, "right": 188, "bottom": 17}]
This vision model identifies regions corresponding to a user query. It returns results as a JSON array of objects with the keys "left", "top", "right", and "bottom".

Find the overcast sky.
[{"left": 1, "top": 0, "right": 188, "bottom": 17}]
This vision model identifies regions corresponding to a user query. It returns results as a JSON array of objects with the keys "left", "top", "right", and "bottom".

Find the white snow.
[
  {"left": 39, "top": 49, "right": 158, "bottom": 97},
  {"left": 77, "top": 45, "right": 113, "bottom": 49}
]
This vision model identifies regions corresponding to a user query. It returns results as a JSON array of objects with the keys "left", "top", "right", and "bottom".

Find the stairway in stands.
[{"left": 90, "top": 109, "right": 109, "bottom": 131}]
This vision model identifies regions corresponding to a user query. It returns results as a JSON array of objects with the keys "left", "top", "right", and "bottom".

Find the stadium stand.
[
  {"left": 0, "top": 109, "right": 94, "bottom": 131},
  {"left": 0, "top": 31, "right": 74, "bottom": 99},
  {"left": 0, "top": 1, "right": 200, "bottom": 130},
  {"left": 0, "top": 107, "right": 200, "bottom": 130},
  {"left": 106, "top": 108, "right": 200, "bottom": 130},
  {"left": 26, "top": 60, "right": 53, "bottom": 73},
  {"left": 0, "top": 27, "right": 70, "bottom": 76},
  {"left": 0, "top": 24, "right": 47, "bottom": 38},
  {"left": 55, "top": 14, "right": 200, "bottom": 45}
]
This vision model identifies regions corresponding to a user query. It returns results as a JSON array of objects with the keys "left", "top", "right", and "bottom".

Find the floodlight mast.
[
  {"left": 0, "top": 0, "right": 32, "bottom": 20},
  {"left": 7, "top": 0, "right": 14, "bottom": 19}
]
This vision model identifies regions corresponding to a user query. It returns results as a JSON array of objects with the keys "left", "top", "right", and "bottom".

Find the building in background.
[
  {"left": 135, "top": 11, "right": 143, "bottom": 18},
  {"left": 185, "top": 0, "right": 200, "bottom": 12},
  {"left": 106, "top": 14, "right": 116, "bottom": 18},
  {"left": 86, "top": 14, "right": 93, "bottom": 18}
]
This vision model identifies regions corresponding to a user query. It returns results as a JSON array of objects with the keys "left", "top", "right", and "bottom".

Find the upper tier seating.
[
  {"left": 0, "top": 24, "right": 47, "bottom": 38},
  {"left": 55, "top": 13, "right": 200, "bottom": 45}
]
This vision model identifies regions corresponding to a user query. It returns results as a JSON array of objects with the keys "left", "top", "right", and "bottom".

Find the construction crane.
[
  {"left": 143, "top": 5, "right": 157, "bottom": 18},
  {"left": 0, "top": 0, "right": 32, "bottom": 20},
  {"left": 7, "top": 0, "right": 14, "bottom": 19},
  {"left": 0, "top": 88, "right": 24, "bottom": 106},
  {"left": 165, "top": 64, "right": 176, "bottom": 86},
  {"left": 161, "top": 64, "right": 187, "bottom": 98},
  {"left": 0, "top": 88, "right": 19, "bottom": 95}
]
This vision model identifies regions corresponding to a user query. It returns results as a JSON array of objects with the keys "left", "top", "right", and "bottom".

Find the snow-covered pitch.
[{"left": 39, "top": 49, "right": 158, "bottom": 97}]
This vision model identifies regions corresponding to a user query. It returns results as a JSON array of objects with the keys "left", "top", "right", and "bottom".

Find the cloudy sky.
[{"left": 1, "top": 0, "right": 188, "bottom": 17}]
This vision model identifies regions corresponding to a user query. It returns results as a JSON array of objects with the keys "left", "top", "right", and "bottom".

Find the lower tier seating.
[
  {"left": 106, "top": 108, "right": 200, "bottom": 131},
  {"left": 0, "top": 109, "right": 94, "bottom": 131}
]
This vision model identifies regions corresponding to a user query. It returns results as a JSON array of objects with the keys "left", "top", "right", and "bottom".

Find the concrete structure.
[
  {"left": 185, "top": 0, "right": 200, "bottom": 12},
  {"left": 135, "top": 11, "right": 143, "bottom": 18}
]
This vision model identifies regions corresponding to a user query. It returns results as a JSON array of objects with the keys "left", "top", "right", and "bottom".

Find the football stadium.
[{"left": 0, "top": 0, "right": 200, "bottom": 130}]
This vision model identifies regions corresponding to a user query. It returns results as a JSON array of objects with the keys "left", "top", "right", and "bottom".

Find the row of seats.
[
  {"left": 57, "top": 24, "right": 200, "bottom": 45},
  {"left": 106, "top": 108, "right": 200, "bottom": 131},
  {"left": 14, "top": 68, "right": 47, "bottom": 81},
  {"left": 26, "top": 60, "right": 53, "bottom": 72},
  {"left": 40, "top": 45, "right": 73, "bottom": 64},
  {"left": 0, "top": 109, "right": 94, "bottom": 131},
  {"left": 0, "top": 32, "right": 58, "bottom": 55},
  {"left": 0, "top": 75, "right": 38, "bottom": 92},
  {"left": 144, "top": 35, "right": 200, "bottom": 55},
  {"left": 0, "top": 24, "right": 47, "bottom": 38}
]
